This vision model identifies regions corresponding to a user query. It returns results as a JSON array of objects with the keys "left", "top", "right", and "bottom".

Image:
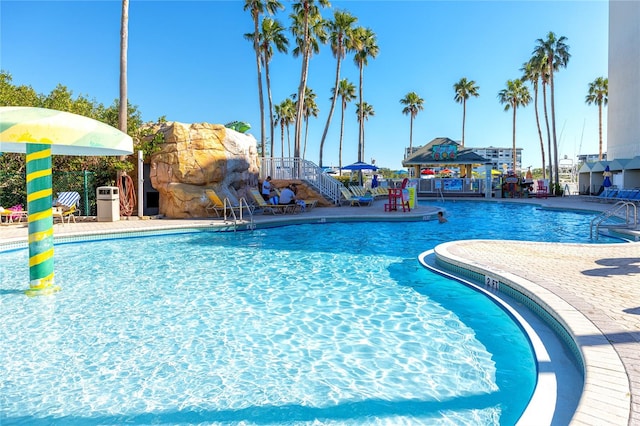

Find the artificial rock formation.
[{"left": 149, "top": 121, "right": 259, "bottom": 218}]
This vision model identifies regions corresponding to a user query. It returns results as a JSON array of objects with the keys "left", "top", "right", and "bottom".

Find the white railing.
[{"left": 259, "top": 157, "right": 342, "bottom": 205}]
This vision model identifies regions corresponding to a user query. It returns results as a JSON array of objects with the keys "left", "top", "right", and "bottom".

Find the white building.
[
  {"left": 578, "top": 0, "right": 640, "bottom": 193},
  {"left": 471, "top": 146, "right": 523, "bottom": 172}
]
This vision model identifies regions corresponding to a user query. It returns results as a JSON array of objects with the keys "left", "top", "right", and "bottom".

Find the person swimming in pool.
[{"left": 438, "top": 211, "right": 447, "bottom": 223}]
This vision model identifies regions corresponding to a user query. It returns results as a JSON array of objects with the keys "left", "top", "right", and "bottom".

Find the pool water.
[{"left": 0, "top": 202, "right": 610, "bottom": 425}]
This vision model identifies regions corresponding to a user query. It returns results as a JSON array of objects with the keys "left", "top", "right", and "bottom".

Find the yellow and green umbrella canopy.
[{"left": 0, "top": 107, "right": 133, "bottom": 296}]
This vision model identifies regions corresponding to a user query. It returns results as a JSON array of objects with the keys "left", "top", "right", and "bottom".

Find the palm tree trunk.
[
  {"left": 461, "top": 99, "right": 466, "bottom": 147},
  {"left": 542, "top": 83, "right": 553, "bottom": 184},
  {"left": 549, "top": 66, "right": 560, "bottom": 189},
  {"left": 358, "top": 64, "right": 364, "bottom": 162},
  {"left": 294, "top": 2, "right": 310, "bottom": 162},
  {"left": 409, "top": 115, "right": 414, "bottom": 154},
  {"left": 265, "top": 58, "right": 275, "bottom": 159},
  {"left": 280, "top": 122, "right": 285, "bottom": 162},
  {"left": 339, "top": 101, "right": 345, "bottom": 176},
  {"left": 119, "top": 0, "right": 128, "bottom": 134},
  {"left": 303, "top": 117, "right": 310, "bottom": 159},
  {"left": 252, "top": 14, "right": 266, "bottom": 158},
  {"left": 319, "top": 53, "right": 342, "bottom": 167},
  {"left": 512, "top": 102, "right": 517, "bottom": 171},
  {"left": 598, "top": 103, "right": 603, "bottom": 160},
  {"left": 533, "top": 85, "right": 546, "bottom": 179}
]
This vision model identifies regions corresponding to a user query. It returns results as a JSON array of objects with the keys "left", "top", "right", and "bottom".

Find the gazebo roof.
[{"left": 402, "top": 137, "right": 490, "bottom": 166}]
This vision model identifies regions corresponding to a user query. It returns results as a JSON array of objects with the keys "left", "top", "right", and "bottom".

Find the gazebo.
[
  {"left": 402, "top": 137, "right": 490, "bottom": 176},
  {"left": 402, "top": 138, "right": 494, "bottom": 197}
]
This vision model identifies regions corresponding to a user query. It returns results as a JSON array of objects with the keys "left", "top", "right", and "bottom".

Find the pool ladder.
[
  {"left": 590, "top": 201, "right": 638, "bottom": 240},
  {"left": 222, "top": 197, "right": 254, "bottom": 231}
]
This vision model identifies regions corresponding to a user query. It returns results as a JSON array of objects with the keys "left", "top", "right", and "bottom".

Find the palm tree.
[
  {"left": 585, "top": 76, "right": 608, "bottom": 161},
  {"left": 290, "top": 0, "right": 329, "bottom": 163},
  {"left": 533, "top": 31, "right": 570, "bottom": 189},
  {"left": 334, "top": 78, "right": 356, "bottom": 175},
  {"left": 453, "top": 78, "right": 479, "bottom": 147},
  {"left": 399, "top": 92, "right": 424, "bottom": 156},
  {"left": 498, "top": 79, "right": 531, "bottom": 172},
  {"left": 521, "top": 57, "right": 546, "bottom": 179},
  {"left": 244, "top": 0, "right": 284, "bottom": 159},
  {"left": 318, "top": 10, "right": 357, "bottom": 167},
  {"left": 302, "top": 87, "right": 319, "bottom": 159},
  {"left": 352, "top": 26, "right": 379, "bottom": 162},
  {"left": 249, "top": 17, "right": 288, "bottom": 161}
]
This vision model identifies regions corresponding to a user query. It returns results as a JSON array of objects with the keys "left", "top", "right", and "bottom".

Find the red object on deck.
[{"left": 385, "top": 188, "right": 410, "bottom": 212}]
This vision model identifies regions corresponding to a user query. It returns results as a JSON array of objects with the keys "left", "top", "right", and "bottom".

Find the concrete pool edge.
[{"left": 432, "top": 240, "right": 631, "bottom": 425}]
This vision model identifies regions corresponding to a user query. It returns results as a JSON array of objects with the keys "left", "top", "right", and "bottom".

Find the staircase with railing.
[
  {"left": 259, "top": 157, "right": 342, "bottom": 205},
  {"left": 590, "top": 201, "right": 638, "bottom": 240}
]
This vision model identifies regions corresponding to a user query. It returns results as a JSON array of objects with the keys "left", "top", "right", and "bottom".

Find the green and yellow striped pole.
[{"left": 24, "top": 142, "right": 60, "bottom": 296}]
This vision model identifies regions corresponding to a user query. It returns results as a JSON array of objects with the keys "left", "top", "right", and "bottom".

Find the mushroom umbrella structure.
[{"left": 0, "top": 107, "right": 133, "bottom": 296}]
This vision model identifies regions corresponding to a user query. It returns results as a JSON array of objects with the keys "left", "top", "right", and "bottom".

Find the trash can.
[{"left": 96, "top": 186, "right": 120, "bottom": 222}]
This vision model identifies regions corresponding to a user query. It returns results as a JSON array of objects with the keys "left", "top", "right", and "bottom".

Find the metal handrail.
[
  {"left": 222, "top": 196, "right": 254, "bottom": 230},
  {"left": 590, "top": 201, "right": 638, "bottom": 239}
]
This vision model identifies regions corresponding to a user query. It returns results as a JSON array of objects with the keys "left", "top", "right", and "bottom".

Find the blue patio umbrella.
[
  {"left": 342, "top": 161, "right": 379, "bottom": 171},
  {"left": 342, "top": 162, "right": 378, "bottom": 186},
  {"left": 603, "top": 165, "right": 612, "bottom": 191}
]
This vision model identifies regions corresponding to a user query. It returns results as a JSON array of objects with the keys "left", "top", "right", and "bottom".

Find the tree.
[
  {"left": 498, "top": 79, "right": 531, "bottom": 172},
  {"left": 244, "top": 0, "right": 284, "bottom": 159},
  {"left": 453, "top": 77, "right": 479, "bottom": 147},
  {"left": 352, "top": 26, "right": 378, "bottom": 162},
  {"left": 399, "top": 92, "right": 424, "bottom": 156},
  {"left": 521, "top": 57, "right": 547, "bottom": 179},
  {"left": 334, "top": 78, "right": 356, "bottom": 175},
  {"left": 585, "top": 76, "right": 608, "bottom": 161},
  {"left": 246, "top": 16, "right": 288, "bottom": 160},
  {"left": 0, "top": 71, "right": 41, "bottom": 106},
  {"left": 318, "top": 10, "right": 357, "bottom": 167},
  {"left": 533, "top": 32, "right": 570, "bottom": 189},
  {"left": 290, "top": 0, "right": 329, "bottom": 164}
]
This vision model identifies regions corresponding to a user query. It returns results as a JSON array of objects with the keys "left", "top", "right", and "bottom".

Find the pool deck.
[{"left": 2, "top": 195, "right": 639, "bottom": 425}]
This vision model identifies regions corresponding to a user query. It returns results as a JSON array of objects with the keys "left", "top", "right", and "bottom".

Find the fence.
[{"left": 0, "top": 170, "right": 98, "bottom": 216}]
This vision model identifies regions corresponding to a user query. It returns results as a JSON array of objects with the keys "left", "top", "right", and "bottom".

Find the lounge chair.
[
  {"left": 0, "top": 204, "right": 28, "bottom": 225},
  {"left": 340, "top": 187, "right": 373, "bottom": 206},
  {"left": 53, "top": 192, "right": 80, "bottom": 224},
  {"left": 248, "top": 188, "right": 292, "bottom": 214},
  {"left": 204, "top": 189, "right": 253, "bottom": 219}
]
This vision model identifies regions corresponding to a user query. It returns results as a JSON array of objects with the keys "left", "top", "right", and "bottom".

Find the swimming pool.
[{"left": 0, "top": 202, "right": 613, "bottom": 425}]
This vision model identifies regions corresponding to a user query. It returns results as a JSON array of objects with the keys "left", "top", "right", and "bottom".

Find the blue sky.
[{"left": 1, "top": 0, "right": 608, "bottom": 171}]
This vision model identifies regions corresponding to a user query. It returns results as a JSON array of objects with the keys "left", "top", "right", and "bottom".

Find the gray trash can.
[{"left": 96, "top": 186, "right": 120, "bottom": 222}]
